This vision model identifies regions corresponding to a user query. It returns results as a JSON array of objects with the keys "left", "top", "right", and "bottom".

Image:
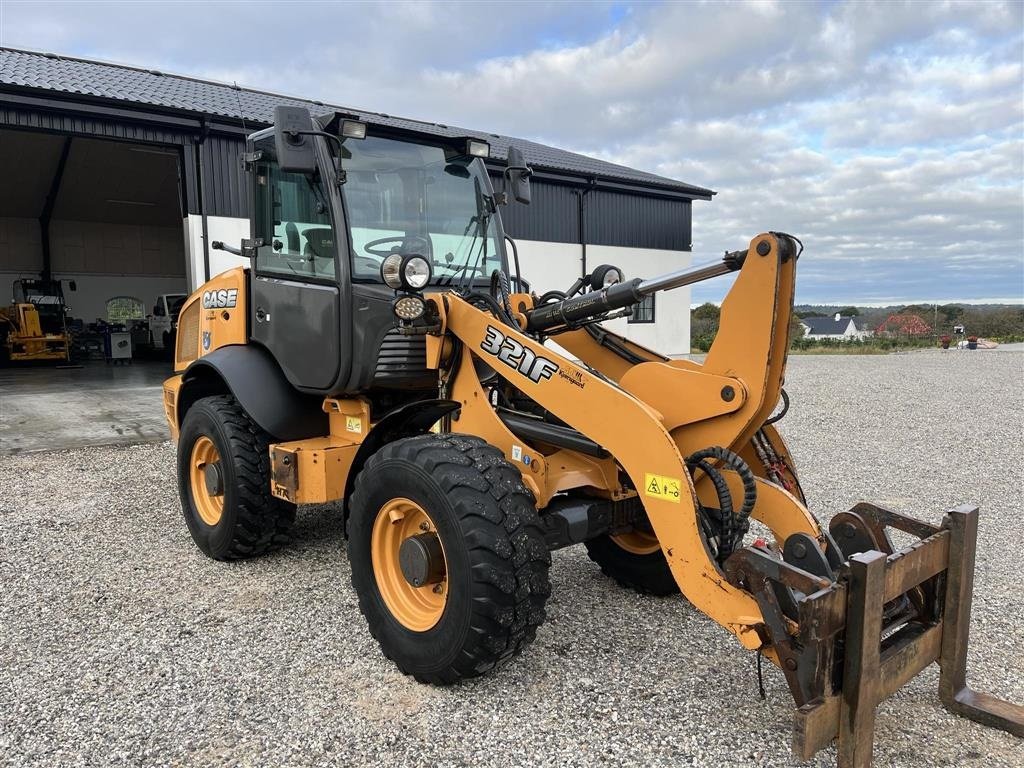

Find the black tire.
[
  {"left": 348, "top": 433, "right": 551, "bottom": 684},
  {"left": 585, "top": 533, "right": 680, "bottom": 596},
  {"left": 177, "top": 394, "right": 295, "bottom": 560}
]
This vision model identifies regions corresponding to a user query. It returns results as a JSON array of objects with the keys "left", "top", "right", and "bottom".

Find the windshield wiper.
[{"left": 455, "top": 208, "right": 491, "bottom": 293}]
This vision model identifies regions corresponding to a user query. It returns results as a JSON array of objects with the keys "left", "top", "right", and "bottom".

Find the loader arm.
[
  {"left": 425, "top": 231, "right": 1023, "bottom": 765},
  {"left": 428, "top": 233, "right": 813, "bottom": 650}
]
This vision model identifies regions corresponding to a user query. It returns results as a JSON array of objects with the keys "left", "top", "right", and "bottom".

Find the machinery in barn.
[{"left": 0, "top": 278, "right": 72, "bottom": 364}]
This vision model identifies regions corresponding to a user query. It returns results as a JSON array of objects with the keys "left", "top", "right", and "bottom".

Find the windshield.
[
  {"left": 168, "top": 296, "right": 187, "bottom": 317},
  {"left": 338, "top": 135, "right": 503, "bottom": 285}
]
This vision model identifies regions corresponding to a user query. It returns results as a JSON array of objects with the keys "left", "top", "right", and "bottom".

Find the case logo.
[
  {"left": 202, "top": 288, "right": 238, "bottom": 309},
  {"left": 480, "top": 325, "right": 559, "bottom": 384}
]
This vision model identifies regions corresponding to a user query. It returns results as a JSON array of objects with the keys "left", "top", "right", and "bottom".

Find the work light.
[
  {"left": 403, "top": 256, "right": 432, "bottom": 289},
  {"left": 381, "top": 254, "right": 404, "bottom": 289},
  {"left": 393, "top": 295, "right": 426, "bottom": 321},
  {"left": 590, "top": 264, "right": 625, "bottom": 290},
  {"left": 341, "top": 120, "right": 367, "bottom": 139},
  {"left": 467, "top": 139, "right": 490, "bottom": 158}
]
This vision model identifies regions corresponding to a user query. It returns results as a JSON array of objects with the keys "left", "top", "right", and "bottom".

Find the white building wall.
[
  {"left": 182, "top": 224, "right": 693, "bottom": 356},
  {"left": 184, "top": 214, "right": 251, "bottom": 288}
]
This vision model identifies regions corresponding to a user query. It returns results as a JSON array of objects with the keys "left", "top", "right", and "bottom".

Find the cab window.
[{"left": 253, "top": 144, "right": 337, "bottom": 280}]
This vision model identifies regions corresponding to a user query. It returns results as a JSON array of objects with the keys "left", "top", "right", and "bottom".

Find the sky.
[{"left": 1, "top": 0, "right": 1022, "bottom": 305}]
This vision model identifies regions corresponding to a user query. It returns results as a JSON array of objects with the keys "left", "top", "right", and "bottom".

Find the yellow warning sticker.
[
  {"left": 345, "top": 416, "right": 363, "bottom": 434},
  {"left": 644, "top": 473, "right": 682, "bottom": 503}
]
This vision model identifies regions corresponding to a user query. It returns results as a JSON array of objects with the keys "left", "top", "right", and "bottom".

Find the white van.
[{"left": 149, "top": 294, "right": 187, "bottom": 350}]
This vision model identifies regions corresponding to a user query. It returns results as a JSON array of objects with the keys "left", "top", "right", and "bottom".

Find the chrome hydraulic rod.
[
  {"left": 525, "top": 249, "right": 747, "bottom": 333},
  {"left": 636, "top": 249, "right": 746, "bottom": 296}
]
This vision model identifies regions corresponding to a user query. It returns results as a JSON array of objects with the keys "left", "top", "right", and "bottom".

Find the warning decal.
[
  {"left": 345, "top": 416, "right": 363, "bottom": 434},
  {"left": 644, "top": 473, "right": 682, "bottom": 503}
]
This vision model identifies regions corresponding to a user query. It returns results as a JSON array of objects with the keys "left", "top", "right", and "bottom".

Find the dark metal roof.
[
  {"left": 0, "top": 47, "right": 714, "bottom": 200},
  {"left": 802, "top": 316, "right": 855, "bottom": 335}
]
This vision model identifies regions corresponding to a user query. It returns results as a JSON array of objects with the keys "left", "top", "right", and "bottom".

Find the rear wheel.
[
  {"left": 177, "top": 395, "right": 295, "bottom": 560},
  {"left": 348, "top": 433, "right": 551, "bottom": 684},
  {"left": 585, "top": 529, "right": 680, "bottom": 596}
]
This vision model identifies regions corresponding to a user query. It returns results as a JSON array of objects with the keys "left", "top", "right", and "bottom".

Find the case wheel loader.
[{"left": 163, "top": 106, "right": 1022, "bottom": 766}]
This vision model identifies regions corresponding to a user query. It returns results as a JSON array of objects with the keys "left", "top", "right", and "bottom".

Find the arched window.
[{"left": 106, "top": 296, "right": 145, "bottom": 322}]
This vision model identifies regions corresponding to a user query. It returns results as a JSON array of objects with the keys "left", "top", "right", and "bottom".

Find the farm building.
[
  {"left": 0, "top": 47, "right": 713, "bottom": 356},
  {"left": 800, "top": 313, "right": 871, "bottom": 341}
]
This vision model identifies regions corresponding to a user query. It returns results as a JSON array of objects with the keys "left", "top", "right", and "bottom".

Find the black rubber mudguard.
[{"left": 183, "top": 345, "right": 328, "bottom": 441}]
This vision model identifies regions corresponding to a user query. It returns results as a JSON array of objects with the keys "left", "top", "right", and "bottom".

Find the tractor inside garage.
[{"left": 0, "top": 127, "right": 188, "bottom": 453}]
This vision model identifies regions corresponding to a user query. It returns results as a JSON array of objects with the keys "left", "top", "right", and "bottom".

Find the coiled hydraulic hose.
[{"left": 686, "top": 446, "right": 758, "bottom": 561}]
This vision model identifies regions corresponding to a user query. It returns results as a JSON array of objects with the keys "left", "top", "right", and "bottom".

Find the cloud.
[{"left": 2, "top": 0, "right": 1022, "bottom": 303}]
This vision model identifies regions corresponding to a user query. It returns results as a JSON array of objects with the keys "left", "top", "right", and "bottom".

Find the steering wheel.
[{"left": 363, "top": 234, "right": 431, "bottom": 258}]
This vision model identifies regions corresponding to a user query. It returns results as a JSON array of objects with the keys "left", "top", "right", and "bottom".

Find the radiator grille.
[
  {"left": 176, "top": 301, "right": 200, "bottom": 365},
  {"left": 373, "top": 328, "right": 431, "bottom": 387}
]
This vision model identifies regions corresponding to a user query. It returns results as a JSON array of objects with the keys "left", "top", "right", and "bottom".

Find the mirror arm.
[{"left": 284, "top": 129, "right": 348, "bottom": 185}]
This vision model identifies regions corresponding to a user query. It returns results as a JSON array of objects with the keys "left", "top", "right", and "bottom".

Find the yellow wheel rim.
[
  {"left": 371, "top": 498, "right": 447, "bottom": 632},
  {"left": 611, "top": 530, "right": 662, "bottom": 555},
  {"left": 189, "top": 435, "right": 224, "bottom": 526}
]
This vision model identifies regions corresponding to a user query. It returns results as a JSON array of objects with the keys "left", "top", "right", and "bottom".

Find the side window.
[
  {"left": 629, "top": 294, "right": 655, "bottom": 324},
  {"left": 253, "top": 144, "right": 337, "bottom": 280}
]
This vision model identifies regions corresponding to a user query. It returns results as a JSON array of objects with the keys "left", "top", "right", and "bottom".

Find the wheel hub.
[
  {"left": 370, "top": 498, "right": 448, "bottom": 632},
  {"left": 203, "top": 461, "right": 224, "bottom": 496},
  {"left": 399, "top": 533, "right": 446, "bottom": 587}
]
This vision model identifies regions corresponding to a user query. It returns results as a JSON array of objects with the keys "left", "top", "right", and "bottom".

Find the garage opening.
[{"left": 0, "top": 128, "right": 188, "bottom": 453}]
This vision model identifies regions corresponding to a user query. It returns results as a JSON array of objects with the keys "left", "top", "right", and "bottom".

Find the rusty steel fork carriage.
[{"left": 727, "top": 503, "right": 1024, "bottom": 766}]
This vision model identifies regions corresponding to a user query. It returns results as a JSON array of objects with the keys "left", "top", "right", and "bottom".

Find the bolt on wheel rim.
[
  {"left": 371, "top": 497, "right": 448, "bottom": 632},
  {"left": 190, "top": 435, "right": 224, "bottom": 526}
]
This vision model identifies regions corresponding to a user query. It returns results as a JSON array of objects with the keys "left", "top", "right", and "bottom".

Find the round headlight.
[
  {"left": 381, "top": 254, "right": 404, "bottom": 289},
  {"left": 393, "top": 295, "right": 425, "bottom": 321},
  {"left": 602, "top": 267, "right": 624, "bottom": 287},
  {"left": 403, "top": 256, "right": 431, "bottom": 289},
  {"left": 590, "top": 264, "right": 624, "bottom": 290}
]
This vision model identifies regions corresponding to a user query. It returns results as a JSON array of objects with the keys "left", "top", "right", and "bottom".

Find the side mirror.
[
  {"left": 505, "top": 146, "right": 532, "bottom": 205},
  {"left": 273, "top": 106, "right": 318, "bottom": 175}
]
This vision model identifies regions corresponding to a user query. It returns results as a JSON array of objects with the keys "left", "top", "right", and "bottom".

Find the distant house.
[
  {"left": 800, "top": 313, "right": 867, "bottom": 340},
  {"left": 876, "top": 313, "right": 932, "bottom": 337}
]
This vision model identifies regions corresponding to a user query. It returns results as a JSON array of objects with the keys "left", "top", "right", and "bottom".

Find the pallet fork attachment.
[{"left": 730, "top": 504, "right": 1023, "bottom": 766}]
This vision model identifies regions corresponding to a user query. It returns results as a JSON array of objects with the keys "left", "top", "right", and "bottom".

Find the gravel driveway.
[{"left": 2, "top": 350, "right": 1022, "bottom": 767}]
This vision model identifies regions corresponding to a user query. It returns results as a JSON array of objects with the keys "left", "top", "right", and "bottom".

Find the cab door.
[{"left": 248, "top": 136, "right": 342, "bottom": 391}]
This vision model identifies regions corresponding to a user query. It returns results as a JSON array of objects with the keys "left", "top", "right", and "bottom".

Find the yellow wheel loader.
[
  {"left": 164, "top": 106, "right": 1022, "bottom": 766},
  {"left": 0, "top": 279, "right": 71, "bottom": 364}
]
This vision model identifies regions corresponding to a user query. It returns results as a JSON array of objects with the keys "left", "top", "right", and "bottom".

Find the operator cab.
[{"left": 243, "top": 107, "right": 526, "bottom": 407}]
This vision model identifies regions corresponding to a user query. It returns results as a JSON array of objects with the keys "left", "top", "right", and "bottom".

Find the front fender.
[
  {"left": 342, "top": 398, "right": 460, "bottom": 518},
  {"left": 182, "top": 344, "right": 327, "bottom": 440}
]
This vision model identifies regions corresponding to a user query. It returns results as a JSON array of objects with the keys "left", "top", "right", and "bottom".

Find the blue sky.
[{"left": 1, "top": 0, "right": 1021, "bottom": 305}]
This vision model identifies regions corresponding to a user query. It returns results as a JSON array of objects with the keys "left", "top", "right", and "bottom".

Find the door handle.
[{"left": 255, "top": 307, "right": 270, "bottom": 323}]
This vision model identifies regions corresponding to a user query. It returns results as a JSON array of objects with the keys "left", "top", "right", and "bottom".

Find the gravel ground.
[{"left": 1, "top": 350, "right": 1022, "bottom": 767}]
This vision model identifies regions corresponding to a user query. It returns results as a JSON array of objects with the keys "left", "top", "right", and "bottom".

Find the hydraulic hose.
[
  {"left": 686, "top": 446, "right": 758, "bottom": 560},
  {"left": 490, "top": 269, "right": 513, "bottom": 319}
]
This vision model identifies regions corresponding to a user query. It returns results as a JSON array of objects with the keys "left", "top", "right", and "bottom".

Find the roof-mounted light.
[
  {"left": 341, "top": 120, "right": 367, "bottom": 139},
  {"left": 467, "top": 139, "right": 490, "bottom": 158}
]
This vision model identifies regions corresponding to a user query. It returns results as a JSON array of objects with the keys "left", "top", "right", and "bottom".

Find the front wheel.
[
  {"left": 177, "top": 395, "right": 295, "bottom": 560},
  {"left": 348, "top": 434, "right": 551, "bottom": 684}
]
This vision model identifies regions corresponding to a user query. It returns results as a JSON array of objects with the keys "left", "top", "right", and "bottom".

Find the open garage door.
[
  {"left": 0, "top": 128, "right": 187, "bottom": 453},
  {"left": 0, "top": 128, "right": 188, "bottom": 335}
]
